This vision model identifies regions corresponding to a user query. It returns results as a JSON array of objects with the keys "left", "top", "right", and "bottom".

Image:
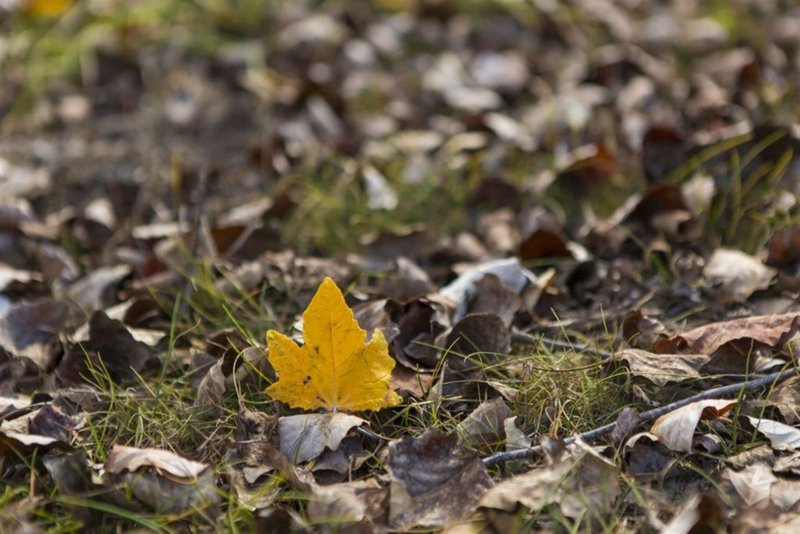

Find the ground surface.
[{"left": 2, "top": 0, "right": 800, "bottom": 532}]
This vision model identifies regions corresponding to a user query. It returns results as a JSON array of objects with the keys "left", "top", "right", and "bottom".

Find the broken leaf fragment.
[{"left": 267, "top": 277, "right": 401, "bottom": 411}]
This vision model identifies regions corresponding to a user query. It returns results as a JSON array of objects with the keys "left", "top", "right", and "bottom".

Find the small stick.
[{"left": 483, "top": 366, "right": 798, "bottom": 466}]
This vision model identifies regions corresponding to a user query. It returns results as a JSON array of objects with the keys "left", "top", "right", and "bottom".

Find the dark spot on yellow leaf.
[{"left": 302, "top": 375, "right": 312, "bottom": 385}]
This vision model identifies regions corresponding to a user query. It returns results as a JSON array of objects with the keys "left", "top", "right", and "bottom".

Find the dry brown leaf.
[
  {"left": 468, "top": 275, "right": 522, "bottom": 328},
  {"left": 456, "top": 398, "right": 513, "bottom": 451},
  {"left": 306, "top": 478, "right": 386, "bottom": 526},
  {"left": 661, "top": 493, "right": 727, "bottom": 533},
  {"left": 702, "top": 248, "right": 776, "bottom": 303},
  {"left": 445, "top": 313, "right": 511, "bottom": 371},
  {"left": 650, "top": 399, "right": 737, "bottom": 452},
  {"left": 387, "top": 429, "right": 493, "bottom": 529},
  {"left": 768, "top": 377, "right": 800, "bottom": 424},
  {"left": 0, "top": 298, "right": 73, "bottom": 369},
  {"left": 277, "top": 413, "right": 365, "bottom": 464},
  {"left": 722, "top": 463, "right": 775, "bottom": 507},
  {"left": 747, "top": 417, "right": 800, "bottom": 451},
  {"left": 655, "top": 313, "right": 800, "bottom": 355},
  {"left": 102, "top": 446, "right": 219, "bottom": 512},
  {"left": 619, "top": 348, "right": 709, "bottom": 385},
  {"left": 57, "top": 311, "right": 155, "bottom": 385},
  {"left": 105, "top": 445, "right": 209, "bottom": 480},
  {"left": 480, "top": 439, "right": 619, "bottom": 518}
]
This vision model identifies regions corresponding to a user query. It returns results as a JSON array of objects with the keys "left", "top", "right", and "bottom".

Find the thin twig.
[
  {"left": 0, "top": 402, "right": 48, "bottom": 423},
  {"left": 483, "top": 366, "right": 798, "bottom": 466}
]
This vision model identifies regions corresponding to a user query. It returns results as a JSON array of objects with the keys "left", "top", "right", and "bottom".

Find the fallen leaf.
[
  {"left": 722, "top": 463, "right": 775, "bottom": 507},
  {"left": 439, "top": 258, "right": 536, "bottom": 323},
  {"left": 747, "top": 417, "right": 800, "bottom": 451},
  {"left": 25, "top": 0, "right": 75, "bottom": 16},
  {"left": 703, "top": 248, "right": 776, "bottom": 303},
  {"left": 503, "top": 416, "right": 531, "bottom": 451},
  {"left": 768, "top": 377, "right": 800, "bottom": 424},
  {"left": 662, "top": 493, "right": 727, "bottom": 533},
  {"left": 766, "top": 225, "right": 800, "bottom": 268},
  {"left": 609, "top": 407, "right": 641, "bottom": 443},
  {"left": 655, "top": 313, "right": 800, "bottom": 355},
  {"left": 445, "top": 313, "right": 511, "bottom": 372},
  {"left": 57, "top": 311, "right": 155, "bottom": 385},
  {"left": 28, "top": 404, "right": 72, "bottom": 441},
  {"left": 467, "top": 275, "right": 522, "bottom": 328},
  {"left": 267, "top": 277, "right": 401, "bottom": 411},
  {"left": 389, "top": 297, "right": 448, "bottom": 369},
  {"left": 650, "top": 399, "right": 737, "bottom": 452},
  {"left": 621, "top": 309, "right": 668, "bottom": 349},
  {"left": 623, "top": 433, "right": 673, "bottom": 479},
  {"left": 105, "top": 445, "right": 209, "bottom": 480},
  {"left": 363, "top": 164, "right": 398, "bottom": 210},
  {"left": 768, "top": 478, "right": 800, "bottom": 512},
  {"left": 0, "top": 298, "right": 73, "bottom": 369},
  {"left": 480, "top": 438, "right": 619, "bottom": 518},
  {"left": 378, "top": 257, "right": 436, "bottom": 301},
  {"left": 475, "top": 209, "right": 520, "bottom": 256},
  {"left": 277, "top": 413, "right": 365, "bottom": 464},
  {"left": 388, "top": 429, "right": 493, "bottom": 529},
  {"left": 42, "top": 450, "right": 92, "bottom": 497},
  {"left": 62, "top": 264, "right": 131, "bottom": 313},
  {"left": 619, "top": 349, "right": 709, "bottom": 385},
  {"left": 456, "top": 398, "right": 513, "bottom": 451},
  {"left": 641, "top": 126, "right": 688, "bottom": 184},
  {"left": 311, "top": 435, "right": 368, "bottom": 478},
  {"left": 306, "top": 478, "right": 386, "bottom": 526}
]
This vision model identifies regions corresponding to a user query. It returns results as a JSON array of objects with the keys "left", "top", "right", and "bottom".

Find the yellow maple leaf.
[
  {"left": 25, "top": 0, "right": 74, "bottom": 16},
  {"left": 266, "top": 277, "right": 401, "bottom": 412}
]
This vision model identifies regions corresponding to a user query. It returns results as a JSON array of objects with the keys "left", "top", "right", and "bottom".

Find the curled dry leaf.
[
  {"left": 702, "top": 248, "right": 776, "bottom": 303},
  {"left": 766, "top": 225, "right": 800, "bottom": 268},
  {"left": 194, "top": 346, "right": 267, "bottom": 416},
  {"left": 277, "top": 412, "right": 365, "bottom": 464},
  {"left": 650, "top": 399, "right": 737, "bottom": 452},
  {"left": 103, "top": 446, "right": 218, "bottom": 514},
  {"left": 42, "top": 450, "right": 93, "bottom": 497},
  {"left": 768, "top": 377, "right": 800, "bottom": 424},
  {"left": 105, "top": 445, "right": 209, "bottom": 480},
  {"left": 440, "top": 258, "right": 536, "bottom": 323},
  {"left": 503, "top": 417, "right": 532, "bottom": 457}
]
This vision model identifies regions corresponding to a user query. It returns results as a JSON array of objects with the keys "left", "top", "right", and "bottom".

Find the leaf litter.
[{"left": 2, "top": 0, "right": 800, "bottom": 531}]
